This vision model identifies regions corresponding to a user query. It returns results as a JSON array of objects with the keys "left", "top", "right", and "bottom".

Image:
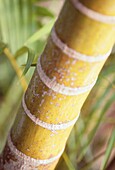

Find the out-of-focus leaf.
[
  {"left": 15, "top": 46, "right": 35, "bottom": 75},
  {"left": 35, "top": 5, "right": 55, "bottom": 18},
  {"left": 78, "top": 82, "right": 112, "bottom": 141},
  {"left": 77, "top": 93, "right": 115, "bottom": 162},
  {"left": 15, "top": 46, "right": 28, "bottom": 59},
  {"left": 80, "top": 150, "right": 105, "bottom": 170},
  {"left": 101, "top": 65, "right": 115, "bottom": 78},
  {"left": 23, "top": 48, "right": 35, "bottom": 75},
  {"left": 3, "top": 48, "right": 27, "bottom": 91},
  {"left": 63, "top": 152, "right": 76, "bottom": 170},
  {"left": 100, "top": 129, "right": 115, "bottom": 170},
  {"left": 24, "top": 19, "right": 55, "bottom": 45},
  {"left": 0, "top": 77, "right": 23, "bottom": 153}
]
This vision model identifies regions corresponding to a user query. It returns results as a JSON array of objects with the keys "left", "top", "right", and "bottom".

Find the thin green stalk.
[
  {"left": 77, "top": 94, "right": 115, "bottom": 162},
  {"left": 4, "top": 48, "right": 27, "bottom": 91},
  {"left": 63, "top": 152, "right": 76, "bottom": 170},
  {"left": 77, "top": 82, "right": 113, "bottom": 141},
  {"left": 80, "top": 150, "right": 105, "bottom": 170},
  {"left": 100, "top": 129, "right": 115, "bottom": 170}
]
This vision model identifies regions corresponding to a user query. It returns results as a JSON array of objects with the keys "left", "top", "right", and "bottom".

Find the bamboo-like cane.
[{"left": 1, "top": 0, "right": 115, "bottom": 169}]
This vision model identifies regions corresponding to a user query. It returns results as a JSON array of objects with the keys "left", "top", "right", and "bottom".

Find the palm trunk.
[{"left": 1, "top": 0, "right": 115, "bottom": 169}]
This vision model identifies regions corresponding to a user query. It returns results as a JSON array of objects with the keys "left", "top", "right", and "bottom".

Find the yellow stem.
[{"left": 3, "top": 48, "right": 28, "bottom": 91}]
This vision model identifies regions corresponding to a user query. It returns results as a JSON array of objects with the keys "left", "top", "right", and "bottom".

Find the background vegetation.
[{"left": 0, "top": 0, "right": 115, "bottom": 169}]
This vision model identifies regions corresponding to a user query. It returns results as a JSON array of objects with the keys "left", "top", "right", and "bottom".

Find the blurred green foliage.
[{"left": 0, "top": 0, "right": 55, "bottom": 153}]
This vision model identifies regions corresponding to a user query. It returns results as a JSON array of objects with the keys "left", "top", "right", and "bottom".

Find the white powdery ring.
[
  {"left": 71, "top": 0, "right": 115, "bottom": 24},
  {"left": 8, "top": 134, "right": 64, "bottom": 166},
  {"left": 22, "top": 95, "right": 80, "bottom": 131},
  {"left": 51, "top": 28, "right": 112, "bottom": 63},
  {"left": 37, "top": 57, "right": 97, "bottom": 96}
]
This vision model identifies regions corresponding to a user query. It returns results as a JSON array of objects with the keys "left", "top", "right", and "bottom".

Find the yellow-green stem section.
[
  {"left": 4, "top": 48, "right": 27, "bottom": 92},
  {"left": 3, "top": 0, "right": 115, "bottom": 170}
]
